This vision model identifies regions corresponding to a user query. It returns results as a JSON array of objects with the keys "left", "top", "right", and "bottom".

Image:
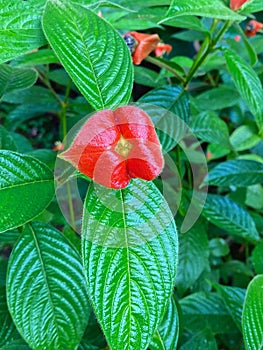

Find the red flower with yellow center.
[{"left": 60, "top": 106, "right": 164, "bottom": 189}]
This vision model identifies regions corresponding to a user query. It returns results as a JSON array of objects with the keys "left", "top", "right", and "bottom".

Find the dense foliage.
[{"left": 0, "top": 0, "right": 263, "bottom": 349}]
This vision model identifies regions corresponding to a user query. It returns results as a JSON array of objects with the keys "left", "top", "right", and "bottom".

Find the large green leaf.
[
  {"left": 230, "top": 125, "right": 261, "bottom": 152},
  {"left": 224, "top": 49, "right": 263, "bottom": 134},
  {"left": 0, "top": 65, "right": 37, "bottom": 99},
  {"left": 180, "top": 292, "right": 237, "bottom": 334},
  {"left": 176, "top": 222, "right": 209, "bottom": 295},
  {"left": 42, "top": 0, "right": 133, "bottom": 110},
  {"left": 6, "top": 222, "right": 90, "bottom": 350},
  {"left": 202, "top": 194, "right": 259, "bottom": 242},
  {"left": 162, "top": 0, "right": 244, "bottom": 22},
  {"left": 242, "top": 275, "right": 263, "bottom": 350},
  {"left": 0, "top": 286, "right": 20, "bottom": 347},
  {"left": 0, "top": 151, "right": 54, "bottom": 233},
  {"left": 150, "top": 296, "right": 179, "bottom": 350},
  {"left": 0, "top": 339, "right": 31, "bottom": 350},
  {"left": 190, "top": 111, "right": 230, "bottom": 147},
  {"left": 82, "top": 179, "right": 178, "bottom": 350},
  {"left": 240, "top": 0, "right": 263, "bottom": 14},
  {"left": 214, "top": 284, "right": 246, "bottom": 331},
  {"left": 205, "top": 160, "right": 263, "bottom": 187},
  {"left": 0, "top": 0, "right": 46, "bottom": 63}
]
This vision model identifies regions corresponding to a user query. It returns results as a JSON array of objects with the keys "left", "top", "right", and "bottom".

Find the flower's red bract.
[
  {"left": 154, "top": 43, "right": 172, "bottom": 57},
  {"left": 60, "top": 106, "right": 164, "bottom": 189},
  {"left": 245, "top": 20, "right": 263, "bottom": 37},
  {"left": 124, "top": 32, "right": 160, "bottom": 65},
  {"left": 230, "top": 0, "right": 249, "bottom": 10}
]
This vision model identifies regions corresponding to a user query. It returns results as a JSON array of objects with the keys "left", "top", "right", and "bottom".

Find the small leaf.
[
  {"left": 191, "top": 111, "right": 230, "bottom": 146},
  {"left": 0, "top": 0, "right": 46, "bottom": 63},
  {"left": 214, "top": 284, "right": 246, "bottom": 331},
  {"left": 180, "top": 292, "right": 237, "bottom": 334},
  {"left": 42, "top": 0, "right": 133, "bottom": 110},
  {"left": 205, "top": 159, "right": 263, "bottom": 187},
  {"left": 0, "top": 151, "right": 54, "bottom": 233},
  {"left": 242, "top": 275, "right": 263, "bottom": 350},
  {"left": 180, "top": 328, "right": 217, "bottom": 350},
  {"left": 209, "top": 238, "right": 230, "bottom": 257},
  {"left": 0, "top": 65, "right": 37, "bottom": 99},
  {"left": 224, "top": 49, "right": 263, "bottom": 133},
  {"left": 82, "top": 179, "right": 178, "bottom": 350},
  {"left": 162, "top": 0, "right": 244, "bottom": 22},
  {"left": 7, "top": 222, "right": 91, "bottom": 350},
  {"left": 150, "top": 296, "right": 179, "bottom": 350},
  {"left": 202, "top": 194, "right": 259, "bottom": 242},
  {"left": 0, "top": 126, "right": 17, "bottom": 151},
  {"left": 11, "top": 49, "right": 59, "bottom": 67},
  {"left": 230, "top": 125, "right": 261, "bottom": 151},
  {"left": 176, "top": 222, "right": 209, "bottom": 295}
]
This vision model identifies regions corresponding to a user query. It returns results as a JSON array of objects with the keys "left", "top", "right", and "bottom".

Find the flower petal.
[{"left": 127, "top": 32, "right": 160, "bottom": 65}]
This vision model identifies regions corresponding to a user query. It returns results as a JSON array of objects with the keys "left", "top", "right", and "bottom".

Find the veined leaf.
[
  {"left": 214, "top": 284, "right": 246, "bottom": 331},
  {"left": 0, "top": 286, "right": 20, "bottom": 347},
  {"left": 82, "top": 179, "right": 178, "bottom": 350},
  {"left": 180, "top": 328, "right": 217, "bottom": 350},
  {"left": 0, "top": 339, "right": 31, "bottom": 350},
  {"left": 176, "top": 222, "right": 209, "bottom": 295},
  {"left": 202, "top": 194, "right": 259, "bottom": 242},
  {"left": 0, "top": 0, "right": 46, "bottom": 63},
  {"left": 0, "top": 151, "right": 54, "bottom": 233},
  {"left": 240, "top": 0, "right": 263, "bottom": 14},
  {"left": 224, "top": 49, "right": 263, "bottom": 134},
  {"left": 205, "top": 159, "right": 263, "bottom": 187},
  {"left": 230, "top": 125, "right": 261, "bottom": 152},
  {"left": 42, "top": 0, "right": 133, "bottom": 110},
  {"left": 242, "top": 275, "right": 263, "bottom": 350},
  {"left": 150, "top": 296, "right": 179, "bottom": 350},
  {"left": 162, "top": 0, "right": 244, "bottom": 22},
  {"left": 0, "top": 65, "right": 37, "bottom": 99},
  {"left": 190, "top": 111, "right": 230, "bottom": 146},
  {"left": 6, "top": 222, "right": 91, "bottom": 350}
]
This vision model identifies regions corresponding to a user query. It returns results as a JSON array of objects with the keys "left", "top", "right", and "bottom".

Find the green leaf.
[
  {"left": 6, "top": 222, "right": 91, "bottom": 350},
  {"left": 0, "top": 0, "right": 46, "bottom": 63},
  {"left": 206, "top": 143, "right": 231, "bottom": 161},
  {"left": 180, "top": 292, "right": 237, "bottom": 334},
  {"left": 0, "top": 126, "right": 17, "bottom": 151},
  {"left": 180, "top": 328, "right": 217, "bottom": 350},
  {"left": 82, "top": 179, "right": 178, "bottom": 350},
  {"left": 42, "top": 0, "right": 133, "bottom": 110},
  {"left": 190, "top": 111, "right": 230, "bottom": 146},
  {"left": 205, "top": 160, "right": 263, "bottom": 187},
  {"left": 242, "top": 275, "right": 263, "bottom": 350},
  {"left": 194, "top": 85, "right": 241, "bottom": 110},
  {"left": 139, "top": 85, "right": 190, "bottom": 123},
  {"left": 134, "top": 66, "right": 164, "bottom": 88},
  {"left": 209, "top": 238, "right": 230, "bottom": 257},
  {"left": 252, "top": 242, "right": 263, "bottom": 274},
  {"left": 246, "top": 184, "right": 263, "bottom": 210},
  {"left": 0, "top": 151, "right": 54, "bottom": 233},
  {"left": 202, "top": 194, "right": 259, "bottom": 242},
  {"left": 240, "top": 0, "right": 263, "bottom": 14},
  {"left": 164, "top": 15, "right": 208, "bottom": 32},
  {"left": 162, "top": 0, "right": 244, "bottom": 22},
  {"left": 0, "top": 286, "right": 20, "bottom": 347},
  {"left": 150, "top": 296, "right": 179, "bottom": 350},
  {"left": 224, "top": 49, "right": 263, "bottom": 134},
  {"left": 214, "top": 284, "right": 246, "bottom": 331},
  {"left": 176, "top": 223, "right": 209, "bottom": 295},
  {"left": 11, "top": 49, "right": 59, "bottom": 67},
  {"left": 0, "top": 339, "right": 31, "bottom": 350},
  {"left": 230, "top": 125, "right": 261, "bottom": 152},
  {"left": 0, "top": 65, "right": 37, "bottom": 99}
]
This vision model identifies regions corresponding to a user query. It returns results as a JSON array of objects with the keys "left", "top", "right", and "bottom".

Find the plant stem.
[{"left": 145, "top": 56, "right": 186, "bottom": 84}]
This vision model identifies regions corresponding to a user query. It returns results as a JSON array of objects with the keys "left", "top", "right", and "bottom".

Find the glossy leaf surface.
[
  {"left": 0, "top": 151, "right": 54, "bottom": 233},
  {"left": 82, "top": 179, "right": 178, "bottom": 350},
  {"left": 7, "top": 222, "right": 90, "bottom": 350},
  {"left": 42, "top": 0, "right": 133, "bottom": 110}
]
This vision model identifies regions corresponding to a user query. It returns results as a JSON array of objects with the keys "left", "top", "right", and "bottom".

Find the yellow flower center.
[{"left": 115, "top": 135, "right": 132, "bottom": 158}]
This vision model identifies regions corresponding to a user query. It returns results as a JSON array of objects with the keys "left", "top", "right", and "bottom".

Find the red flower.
[
  {"left": 230, "top": 0, "right": 250, "bottom": 10},
  {"left": 154, "top": 43, "right": 172, "bottom": 57},
  {"left": 123, "top": 32, "right": 160, "bottom": 65},
  {"left": 60, "top": 106, "right": 164, "bottom": 189},
  {"left": 245, "top": 20, "right": 263, "bottom": 37}
]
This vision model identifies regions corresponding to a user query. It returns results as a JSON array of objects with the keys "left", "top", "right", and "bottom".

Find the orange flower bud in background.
[
  {"left": 230, "top": 0, "right": 250, "bottom": 10},
  {"left": 245, "top": 20, "right": 263, "bottom": 37},
  {"left": 154, "top": 43, "right": 172, "bottom": 57},
  {"left": 123, "top": 32, "right": 160, "bottom": 65}
]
